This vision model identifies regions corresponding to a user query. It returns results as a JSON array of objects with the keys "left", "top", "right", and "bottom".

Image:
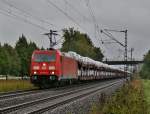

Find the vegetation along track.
[{"left": 0, "top": 79, "right": 125, "bottom": 114}]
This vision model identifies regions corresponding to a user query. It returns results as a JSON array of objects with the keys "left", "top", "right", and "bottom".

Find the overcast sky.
[{"left": 0, "top": 0, "right": 149, "bottom": 60}]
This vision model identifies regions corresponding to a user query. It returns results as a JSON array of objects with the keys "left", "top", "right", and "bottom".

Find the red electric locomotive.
[{"left": 30, "top": 49, "right": 78, "bottom": 88}]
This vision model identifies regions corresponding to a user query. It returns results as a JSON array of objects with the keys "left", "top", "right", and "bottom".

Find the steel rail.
[
  {"left": 0, "top": 81, "right": 101, "bottom": 101},
  {"left": 0, "top": 89, "right": 43, "bottom": 100},
  {"left": 28, "top": 79, "right": 124, "bottom": 114},
  {"left": 0, "top": 79, "right": 124, "bottom": 114}
]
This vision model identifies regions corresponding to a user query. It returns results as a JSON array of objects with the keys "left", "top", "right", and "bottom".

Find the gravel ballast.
[{"left": 44, "top": 79, "right": 125, "bottom": 114}]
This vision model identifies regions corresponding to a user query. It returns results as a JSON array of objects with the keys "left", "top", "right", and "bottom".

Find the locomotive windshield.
[{"left": 33, "top": 53, "right": 56, "bottom": 62}]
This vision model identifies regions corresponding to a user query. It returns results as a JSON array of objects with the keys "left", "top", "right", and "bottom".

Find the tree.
[
  {"left": 140, "top": 50, "right": 150, "bottom": 79},
  {"left": 0, "top": 45, "right": 9, "bottom": 75},
  {"left": 15, "top": 34, "right": 38, "bottom": 76},
  {"left": 93, "top": 47, "right": 104, "bottom": 61},
  {"left": 0, "top": 34, "right": 38, "bottom": 76},
  {"left": 61, "top": 28, "right": 104, "bottom": 61},
  {"left": 3, "top": 43, "right": 21, "bottom": 76},
  {"left": 0, "top": 44, "right": 2, "bottom": 74},
  {"left": 15, "top": 34, "right": 28, "bottom": 76},
  {"left": 41, "top": 46, "right": 45, "bottom": 50},
  {"left": 0, "top": 43, "right": 20, "bottom": 76}
]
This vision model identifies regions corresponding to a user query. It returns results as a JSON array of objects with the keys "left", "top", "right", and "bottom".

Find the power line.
[
  {"left": 84, "top": 0, "right": 117, "bottom": 59},
  {"left": 85, "top": 0, "right": 104, "bottom": 46},
  {"left": 85, "top": 0, "right": 96, "bottom": 36},
  {"left": 63, "top": 0, "right": 89, "bottom": 22},
  {"left": 0, "top": 0, "right": 58, "bottom": 29},
  {"left": 46, "top": 0, "right": 90, "bottom": 34},
  {"left": 0, "top": 8, "right": 48, "bottom": 31}
]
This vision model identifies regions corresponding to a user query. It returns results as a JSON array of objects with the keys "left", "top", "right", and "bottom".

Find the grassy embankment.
[
  {"left": 90, "top": 78, "right": 148, "bottom": 114},
  {"left": 143, "top": 79, "right": 150, "bottom": 114},
  {"left": 0, "top": 80, "right": 36, "bottom": 92}
]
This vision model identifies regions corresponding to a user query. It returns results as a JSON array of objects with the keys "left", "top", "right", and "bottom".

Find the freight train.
[{"left": 30, "top": 49, "right": 130, "bottom": 88}]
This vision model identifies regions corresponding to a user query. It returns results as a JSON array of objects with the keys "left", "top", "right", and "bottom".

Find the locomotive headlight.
[
  {"left": 34, "top": 71, "right": 37, "bottom": 74},
  {"left": 51, "top": 71, "right": 55, "bottom": 74},
  {"left": 33, "top": 66, "right": 40, "bottom": 70},
  {"left": 49, "top": 66, "right": 55, "bottom": 70}
]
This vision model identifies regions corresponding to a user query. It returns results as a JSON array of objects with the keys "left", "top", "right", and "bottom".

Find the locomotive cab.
[{"left": 30, "top": 49, "right": 61, "bottom": 87}]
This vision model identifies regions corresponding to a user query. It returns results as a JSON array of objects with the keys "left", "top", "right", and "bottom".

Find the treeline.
[
  {"left": 0, "top": 34, "right": 38, "bottom": 76},
  {"left": 140, "top": 50, "right": 150, "bottom": 79},
  {"left": 61, "top": 28, "right": 104, "bottom": 61},
  {"left": 0, "top": 28, "right": 104, "bottom": 76}
]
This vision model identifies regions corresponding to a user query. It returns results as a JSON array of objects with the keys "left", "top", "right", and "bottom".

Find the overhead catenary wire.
[
  {"left": 85, "top": 0, "right": 97, "bottom": 38},
  {"left": 1, "top": 0, "right": 100, "bottom": 46},
  {"left": 46, "top": 0, "right": 90, "bottom": 34},
  {"left": 85, "top": 0, "right": 117, "bottom": 59},
  {"left": 63, "top": 0, "right": 90, "bottom": 22},
  {"left": 0, "top": 0, "right": 126, "bottom": 62},
  {"left": 62, "top": 0, "right": 104, "bottom": 47},
  {"left": 0, "top": 0, "right": 58, "bottom": 29},
  {"left": 0, "top": 8, "right": 48, "bottom": 31},
  {"left": 84, "top": 0, "right": 104, "bottom": 46},
  {"left": 69, "top": 0, "right": 126, "bottom": 62},
  {"left": 84, "top": 0, "right": 114, "bottom": 56}
]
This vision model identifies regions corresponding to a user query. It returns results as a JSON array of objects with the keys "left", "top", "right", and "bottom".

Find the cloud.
[{"left": 0, "top": 0, "right": 150, "bottom": 59}]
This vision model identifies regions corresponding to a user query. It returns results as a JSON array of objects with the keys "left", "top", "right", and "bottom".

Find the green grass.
[
  {"left": 0, "top": 80, "right": 36, "bottom": 92},
  {"left": 89, "top": 79, "right": 148, "bottom": 114},
  {"left": 143, "top": 79, "right": 150, "bottom": 113}
]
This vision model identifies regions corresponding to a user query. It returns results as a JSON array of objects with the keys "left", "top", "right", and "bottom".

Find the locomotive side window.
[{"left": 33, "top": 53, "right": 56, "bottom": 62}]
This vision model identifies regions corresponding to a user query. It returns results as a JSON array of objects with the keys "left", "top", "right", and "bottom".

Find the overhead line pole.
[
  {"left": 124, "top": 30, "right": 128, "bottom": 73},
  {"left": 130, "top": 48, "right": 134, "bottom": 73},
  {"left": 101, "top": 29, "right": 128, "bottom": 76}
]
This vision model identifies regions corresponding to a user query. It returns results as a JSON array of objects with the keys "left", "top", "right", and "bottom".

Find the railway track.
[
  {"left": 0, "top": 89, "right": 43, "bottom": 100},
  {"left": 0, "top": 81, "right": 109, "bottom": 110},
  {"left": 29, "top": 79, "right": 125, "bottom": 114},
  {"left": 0, "top": 79, "right": 125, "bottom": 114},
  {"left": 0, "top": 81, "right": 104, "bottom": 101}
]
